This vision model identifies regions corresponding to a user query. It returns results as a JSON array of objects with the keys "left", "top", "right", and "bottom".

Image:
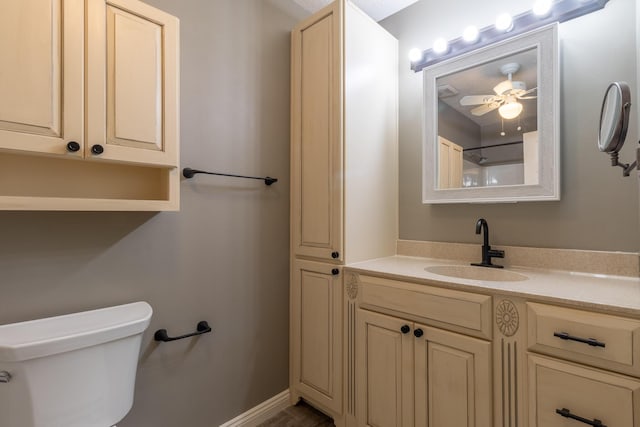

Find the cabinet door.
[
  {"left": 356, "top": 309, "right": 413, "bottom": 427},
  {"left": 291, "top": 259, "right": 343, "bottom": 414},
  {"left": 438, "top": 137, "right": 463, "bottom": 189},
  {"left": 0, "top": 0, "right": 83, "bottom": 157},
  {"left": 86, "top": 0, "right": 178, "bottom": 167},
  {"left": 291, "top": 2, "right": 343, "bottom": 262},
  {"left": 414, "top": 326, "right": 492, "bottom": 427}
]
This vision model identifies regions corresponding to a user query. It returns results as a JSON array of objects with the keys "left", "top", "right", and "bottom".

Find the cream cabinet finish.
[
  {"left": 528, "top": 302, "right": 640, "bottom": 376},
  {"left": 291, "top": 260, "right": 343, "bottom": 415},
  {"left": 356, "top": 308, "right": 492, "bottom": 427},
  {"left": 528, "top": 354, "right": 640, "bottom": 427},
  {"left": 87, "top": 0, "right": 178, "bottom": 167},
  {"left": 0, "top": 0, "right": 83, "bottom": 156},
  {"left": 289, "top": 0, "right": 397, "bottom": 423},
  {"left": 0, "top": 0, "right": 179, "bottom": 210},
  {"left": 527, "top": 302, "right": 640, "bottom": 427},
  {"left": 437, "top": 137, "right": 463, "bottom": 189},
  {"left": 290, "top": 0, "right": 397, "bottom": 264}
]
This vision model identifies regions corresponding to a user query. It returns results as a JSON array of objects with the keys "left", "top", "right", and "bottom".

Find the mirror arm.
[{"left": 610, "top": 151, "right": 638, "bottom": 177}]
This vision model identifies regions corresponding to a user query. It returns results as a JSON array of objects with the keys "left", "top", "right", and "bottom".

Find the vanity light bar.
[{"left": 410, "top": 0, "right": 608, "bottom": 72}]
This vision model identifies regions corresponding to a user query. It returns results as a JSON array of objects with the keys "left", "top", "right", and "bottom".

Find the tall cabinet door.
[
  {"left": 86, "top": 0, "right": 179, "bottom": 167},
  {"left": 356, "top": 310, "right": 414, "bottom": 427},
  {"left": 291, "top": 259, "right": 343, "bottom": 414},
  {"left": 291, "top": 2, "right": 343, "bottom": 262},
  {"left": 414, "top": 326, "right": 492, "bottom": 427},
  {"left": 0, "top": 0, "right": 84, "bottom": 157}
]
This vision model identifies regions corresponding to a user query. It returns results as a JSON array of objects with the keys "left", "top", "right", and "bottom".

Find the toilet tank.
[{"left": 0, "top": 302, "right": 152, "bottom": 427}]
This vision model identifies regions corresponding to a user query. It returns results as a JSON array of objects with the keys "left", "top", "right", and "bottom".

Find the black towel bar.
[
  {"left": 183, "top": 168, "right": 277, "bottom": 186},
  {"left": 154, "top": 321, "right": 212, "bottom": 342}
]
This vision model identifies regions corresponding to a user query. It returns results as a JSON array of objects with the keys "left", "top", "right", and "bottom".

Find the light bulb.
[
  {"left": 408, "top": 48, "right": 423, "bottom": 62},
  {"left": 495, "top": 13, "right": 514, "bottom": 32},
  {"left": 498, "top": 102, "right": 523, "bottom": 119},
  {"left": 433, "top": 38, "right": 449, "bottom": 54},
  {"left": 462, "top": 26, "right": 479, "bottom": 43},
  {"left": 533, "top": 0, "right": 553, "bottom": 16}
]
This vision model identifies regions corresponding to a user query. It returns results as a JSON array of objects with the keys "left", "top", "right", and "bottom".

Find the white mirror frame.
[{"left": 422, "top": 23, "right": 559, "bottom": 204}]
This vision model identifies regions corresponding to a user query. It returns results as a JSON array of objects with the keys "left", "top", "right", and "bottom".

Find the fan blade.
[
  {"left": 460, "top": 95, "right": 497, "bottom": 106},
  {"left": 471, "top": 102, "right": 500, "bottom": 116},
  {"left": 493, "top": 80, "right": 513, "bottom": 95},
  {"left": 517, "top": 87, "right": 537, "bottom": 97}
]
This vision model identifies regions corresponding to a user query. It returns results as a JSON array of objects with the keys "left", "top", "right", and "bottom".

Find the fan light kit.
[
  {"left": 499, "top": 101, "right": 524, "bottom": 119},
  {"left": 410, "top": 0, "right": 608, "bottom": 72}
]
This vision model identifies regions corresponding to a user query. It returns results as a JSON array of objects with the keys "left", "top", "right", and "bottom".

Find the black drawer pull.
[
  {"left": 556, "top": 408, "right": 606, "bottom": 427},
  {"left": 553, "top": 332, "right": 605, "bottom": 348}
]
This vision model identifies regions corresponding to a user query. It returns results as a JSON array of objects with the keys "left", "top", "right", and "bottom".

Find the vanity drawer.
[
  {"left": 357, "top": 275, "right": 492, "bottom": 339},
  {"left": 528, "top": 302, "right": 640, "bottom": 376},
  {"left": 528, "top": 354, "right": 640, "bottom": 427}
]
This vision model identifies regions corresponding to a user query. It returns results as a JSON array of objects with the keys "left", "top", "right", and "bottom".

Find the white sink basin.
[{"left": 425, "top": 265, "right": 529, "bottom": 282}]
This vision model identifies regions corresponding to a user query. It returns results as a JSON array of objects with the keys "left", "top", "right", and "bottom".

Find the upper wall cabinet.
[
  {"left": 0, "top": 0, "right": 84, "bottom": 156},
  {"left": 0, "top": 0, "right": 179, "bottom": 210},
  {"left": 0, "top": 0, "right": 178, "bottom": 168},
  {"left": 87, "top": 0, "right": 178, "bottom": 167}
]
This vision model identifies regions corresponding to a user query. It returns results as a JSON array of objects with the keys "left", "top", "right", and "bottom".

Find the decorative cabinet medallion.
[
  {"left": 496, "top": 299, "right": 519, "bottom": 337},
  {"left": 346, "top": 273, "right": 359, "bottom": 299}
]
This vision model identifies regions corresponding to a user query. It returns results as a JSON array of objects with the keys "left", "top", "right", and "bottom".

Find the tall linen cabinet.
[{"left": 289, "top": 1, "right": 398, "bottom": 425}]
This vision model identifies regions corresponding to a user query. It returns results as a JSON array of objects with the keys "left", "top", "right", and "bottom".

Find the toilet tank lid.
[{"left": 0, "top": 302, "right": 153, "bottom": 362}]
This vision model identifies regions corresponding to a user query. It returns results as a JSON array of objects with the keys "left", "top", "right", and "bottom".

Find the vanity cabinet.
[
  {"left": 529, "top": 354, "right": 640, "bottom": 427},
  {"left": 0, "top": 0, "right": 179, "bottom": 210},
  {"left": 527, "top": 302, "right": 640, "bottom": 427},
  {"left": 356, "top": 309, "right": 492, "bottom": 427},
  {"left": 289, "top": 0, "right": 397, "bottom": 421},
  {"left": 348, "top": 274, "right": 493, "bottom": 427}
]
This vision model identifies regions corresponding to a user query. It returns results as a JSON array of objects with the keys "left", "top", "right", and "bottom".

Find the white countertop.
[{"left": 345, "top": 256, "right": 640, "bottom": 316}]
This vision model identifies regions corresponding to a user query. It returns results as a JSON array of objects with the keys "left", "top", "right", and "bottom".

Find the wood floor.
[{"left": 257, "top": 401, "right": 335, "bottom": 427}]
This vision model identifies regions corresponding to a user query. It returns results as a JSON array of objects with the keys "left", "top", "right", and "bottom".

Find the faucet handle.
[{"left": 488, "top": 249, "right": 505, "bottom": 258}]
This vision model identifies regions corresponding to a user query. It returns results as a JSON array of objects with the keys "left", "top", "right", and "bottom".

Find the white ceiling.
[{"left": 292, "top": 0, "right": 420, "bottom": 21}]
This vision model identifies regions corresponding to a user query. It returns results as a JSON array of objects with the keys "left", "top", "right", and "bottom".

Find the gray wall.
[
  {"left": 382, "top": 0, "right": 639, "bottom": 252},
  {"left": 0, "top": 1, "right": 306, "bottom": 426}
]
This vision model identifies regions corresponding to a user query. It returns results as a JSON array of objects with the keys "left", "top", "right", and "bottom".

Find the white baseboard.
[{"left": 219, "top": 389, "right": 290, "bottom": 427}]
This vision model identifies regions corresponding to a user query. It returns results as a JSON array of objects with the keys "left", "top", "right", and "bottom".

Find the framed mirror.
[{"left": 423, "top": 24, "right": 559, "bottom": 203}]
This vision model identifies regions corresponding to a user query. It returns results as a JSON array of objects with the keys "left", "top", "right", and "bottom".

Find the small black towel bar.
[
  {"left": 154, "top": 321, "right": 212, "bottom": 342},
  {"left": 183, "top": 168, "right": 277, "bottom": 186}
]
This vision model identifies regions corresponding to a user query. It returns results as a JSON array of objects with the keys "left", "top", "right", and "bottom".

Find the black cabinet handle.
[
  {"left": 331, "top": 251, "right": 340, "bottom": 259},
  {"left": 154, "top": 321, "right": 212, "bottom": 342},
  {"left": 331, "top": 268, "right": 339, "bottom": 275},
  {"left": 414, "top": 328, "right": 424, "bottom": 338},
  {"left": 401, "top": 325, "right": 411, "bottom": 334},
  {"left": 556, "top": 408, "right": 606, "bottom": 427},
  {"left": 66, "top": 141, "right": 80, "bottom": 152},
  {"left": 553, "top": 332, "right": 605, "bottom": 348},
  {"left": 91, "top": 144, "right": 104, "bottom": 155}
]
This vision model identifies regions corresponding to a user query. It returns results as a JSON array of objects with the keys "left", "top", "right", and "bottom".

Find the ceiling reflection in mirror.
[{"left": 437, "top": 48, "right": 538, "bottom": 189}]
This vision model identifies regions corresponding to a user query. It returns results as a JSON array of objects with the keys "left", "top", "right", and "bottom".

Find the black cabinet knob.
[
  {"left": 414, "top": 328, "right": 424, "bottom": 338},
  {"left": 91, "top": 144, "right": 104, "bottom": 155},
  {"left": 331, "top": 268, "right": 339, "bottom": 275},
  {"left": 331, "top": 251, "right": 340, "bottom": 259},
  {"left": 66, "top": 141, "right": 80, "bottom": 152},
  {"left": 400, "top": 325, "right": 410, "bottom": 334}
]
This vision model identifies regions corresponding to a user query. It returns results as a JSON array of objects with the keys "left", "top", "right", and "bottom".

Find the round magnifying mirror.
[{"left": 598, "top": 82, "right": 631, "bottom": 153}]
